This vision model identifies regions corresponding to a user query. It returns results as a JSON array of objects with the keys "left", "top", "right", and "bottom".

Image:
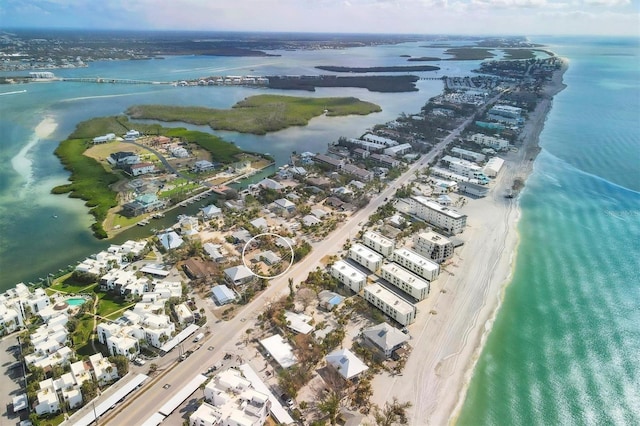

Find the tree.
[
  {"left": 317, "top": 390, "right": 341, "bottom": 425},
  {"left": 109, "top": 355, "right": 129, "bottom": 376},
  {"left": 295, "top": 288, "right": 317, "bottom": 312},
  {"left": 244, "top": 328, "right": 253, "bottom": 346},
  {"left": 371, "top": 397, "right": 412, "bottom": 426},
  {"left": 80, "top": 380, "right": 98, "bottom": 401}
]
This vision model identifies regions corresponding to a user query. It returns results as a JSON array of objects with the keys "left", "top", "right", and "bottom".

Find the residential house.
[
  {"left": 361, "top": 322, "right": 409, "bottom": 359},
  {"left": 325, "top": 348, "right": 369, "bottom": 381}
]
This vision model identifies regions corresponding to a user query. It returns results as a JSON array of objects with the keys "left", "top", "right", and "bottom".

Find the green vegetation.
[
  {"left": 52, "top": 137, "right": 119, "bottom": 239},
  {"left": 443, "top": 48, "right": 496, "bottom": 61},
  {"left": 126, "top": 94, "right": 381, "bottom": 135},
  {"left": 51, "top": 115, "right": 247, "bottom": 238},
  {"left": 502, "top": 49, "right": 537, "bottom": 60},
  {"left": 162, "top": 127, "right": 241, "bottom": 163},
  {"left": 97, "top": 292, "right": 133, "bottom": 318}
]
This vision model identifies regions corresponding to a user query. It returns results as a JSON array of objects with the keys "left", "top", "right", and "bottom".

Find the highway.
[{"left": 102, "top": 98, "right": 496, "bottom": 425}]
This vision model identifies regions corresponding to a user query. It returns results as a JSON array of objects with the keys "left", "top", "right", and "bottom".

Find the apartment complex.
[
  {"left": 380, "top": 263, "right": 430, "bottom": 301},
  {"left": 362, "top": 231, "right": 395, "bottom": 257},
  {"left": 414, "top": 230, "right": 455, "bottom": 263},
  {"left": 391, "top": 247, "right": 440, "bottom": 282},
  {"left": 410, "top": 196, "right": 467, "bottom": 235},
  {"left": 364, "top": 283, "right": 416, "bottom": 326},
  {"left": 331, "top": 260, "right": 367, "bottom": 293},
  {"left": 349, "top": 243, "right": 383, "bottom": 273},
  {"left": 470, "top": 133, "right": 510, "bottom": 151}
]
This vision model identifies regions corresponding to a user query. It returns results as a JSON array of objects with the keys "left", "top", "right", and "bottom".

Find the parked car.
[{"left": 133, "top": 358, "right": 146, "bottom": 366}]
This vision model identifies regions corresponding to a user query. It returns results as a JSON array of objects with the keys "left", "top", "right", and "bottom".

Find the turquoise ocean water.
[{"left": 458, "top": 37, "right": 640, "bottom": 425}]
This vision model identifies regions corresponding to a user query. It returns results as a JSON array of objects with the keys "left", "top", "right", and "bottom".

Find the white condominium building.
[
  {"left": 380, "top": 263, "right": 430, "bottom": 301},
  {"left": 349, "top": 243, "right": 383, "bottom": 273},
  {"left": 470, "top": 133, "right": 510, "bottom": 151},
  {"left": 364, "top": 283, "right": 416, "bottom": 326},
  {"left": 362, "top": 231, "right": 395, "bottom": 257},
  {"left": 441, "top": 156, "right": 490, "bottom": 183},
  {"left": 414, "top": 230, "right": 455, "bottom": 264},
  {"left": 331, "top": 260, "right": 367, "bottom": 293},
  {"left": 410, "top": 196, "right": 467, "bottom": 235},
  {"left": 451, "top": 147, "right": 486, "bottom": 163},
  {"left": 392, "top": 247, "right": 440, "bottom": 282}
]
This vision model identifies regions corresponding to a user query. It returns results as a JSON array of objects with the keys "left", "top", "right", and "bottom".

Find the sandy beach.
[{"left": 368, "top": 62, "right": 568, "bottom": 425}]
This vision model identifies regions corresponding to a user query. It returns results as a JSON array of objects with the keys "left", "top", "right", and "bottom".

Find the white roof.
[
  {"left": 284, "top": 311, "right": 314, "bottom": 334},
  {"left": 259, "top": 335, "right": 297, "bottom": 368},
  {"left": 412, "top": 196, "right": 466, "bottom": 219},
  {"left": 326, "top": 348, "right": 369, "bottom": 380},
  {"left": 364, "top": 283, "right": 416, "bottom": 317},
  {"left": 158, "top": 231, "right": 184, "bottom": 250},
  {"left": 238, "top": 364, "right": 295, "bottom": 425},
  {"left": 381, "top": 263, "right": 430, "bottom": 291},
  {"left": 393, "top": 248, "right": 439, "bottom": 272}
]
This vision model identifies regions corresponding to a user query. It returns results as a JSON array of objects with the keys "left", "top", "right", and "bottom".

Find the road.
[{"left": 102, "top": 100, "right": 496, "bottom": 425}]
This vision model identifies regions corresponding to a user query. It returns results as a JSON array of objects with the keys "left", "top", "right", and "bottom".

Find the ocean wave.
[{"left": 537, "top": 149, "right": 640, "bottom": 196}]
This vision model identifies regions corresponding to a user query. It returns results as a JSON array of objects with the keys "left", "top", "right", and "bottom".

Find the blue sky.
[{"left": 2, "top": 0, "right": 639, "bottom": 36}]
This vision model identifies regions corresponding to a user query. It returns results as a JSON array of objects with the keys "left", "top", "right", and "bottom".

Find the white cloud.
[{"left": 583, "top": 0, "right": 631, "bottom": 5}]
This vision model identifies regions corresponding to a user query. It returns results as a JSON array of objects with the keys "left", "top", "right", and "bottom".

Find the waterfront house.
[{"left": 361, "top": 322, "right": 409, "bottom": 359}]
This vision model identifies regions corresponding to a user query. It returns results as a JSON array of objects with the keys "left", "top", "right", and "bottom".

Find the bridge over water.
[{"left": 60, "top": 77, "right": 171, "bottom": 85}]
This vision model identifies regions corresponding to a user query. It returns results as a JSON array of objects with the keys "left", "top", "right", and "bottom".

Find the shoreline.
[
  {"left": 368, "top": 61, "right": 568, "bottom": 424},
  {"left": 448, "top": 60, "right": 569, "bottom": 424}
]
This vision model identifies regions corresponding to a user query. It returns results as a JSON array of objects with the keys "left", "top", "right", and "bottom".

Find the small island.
[
  {"left": 315, "top": 65, "right": 440, "bottom": 73},
  {"left": 126, "top": 94, "right": 382, "bottom": 135},
  {"left": 407, "top": 57, "right": 441, "bottom": 62}
]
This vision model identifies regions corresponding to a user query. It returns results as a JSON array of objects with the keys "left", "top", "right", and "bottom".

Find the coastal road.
[{"left": 102, "top": 100, "right": 497, "bottom": 425}]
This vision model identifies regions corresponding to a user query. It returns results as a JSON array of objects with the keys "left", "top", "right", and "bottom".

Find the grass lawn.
[
  {"left": 72, "top": 314, "right": 95, "bottom": 349},
  {"left": 37, "top": 412, "right": 66, "bottom": 426},
  {"left": 97, "top": 292, "right": 134, "bottom": 318},
  {"left": 49, "top": 278, "right": 97, "bottom": 295},
  {"left": 126, "top": 94, "right": 381, "bottom": 135}
]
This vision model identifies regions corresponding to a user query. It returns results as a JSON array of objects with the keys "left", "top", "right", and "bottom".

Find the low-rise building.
[
  {"left": 470, "top": 133, "right": 510, "bottom": 151},
  {"left": 441, "top": 156, "right": 490, "bottom": 183},
  {"left": 349, "top": 243, "right": 383, "bottom": 273},
  {"left": 362, "top": 231, "right": 395, "bottom": 257},
  {"left": 361, "top": 322, "right": 410, "bottom": 358},
  {"left": 127, "top": 162, "right": 155, "bottom": 176},
  {"left": 331, "top": 260, "right": 367, "bottom": 293},
  {"left": 458, "top": 181, "right": 490, "bottom": 197},
  {"left": 392, "top": 247, "right": 440, "bottom": 282},
  {"left": 483, "top": 157, "right": 505, "bottom": 177},
  {"left": 451, "top": 147, "right": 486, "bottom": 163},
  {"left": 414, "top": 230, "right": 454, "bottom": 263},
  {"left": 369, "top": 153, "right": 400, "bottom": 168},
  {"left": 364, "top": 283, "right": 416, "bottom": 326},
  {"left": 410, "top": 196, "right": 467, "bottom": 235},
  {"left": 325, "top": 348, "right": 369, "bottom": 381},
  {"left": 380, "top": 263, "right": 430, "bottom": 301},
  {"left": 197, "top": 368, "right": 270, "bottom": 426},
  {"left": 384, "top": 143, "right": 412, "bottom": 157},
  {"left": 313, "top": 154, "right": 344, "bottom": 170},
  {"left": 224, "top": 265, "right": 255, "bottom": 286},
  {"left": 342, "top": 164, "right": 374, "bottom": 181},
  {"left": 89, "top": 353, "right": 119, "bottom": 386},
  {"left": 362, "top": 133, "right": 398, "bottom": 147}
]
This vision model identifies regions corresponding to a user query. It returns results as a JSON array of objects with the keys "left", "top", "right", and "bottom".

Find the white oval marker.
[{"left": 241, "top": 232, "right": 295, "bottom": 280}]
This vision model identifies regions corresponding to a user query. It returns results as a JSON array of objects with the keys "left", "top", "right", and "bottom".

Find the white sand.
[
  {"left": 11, "top": 116, "right": 58, "bottom": 188},
  {"left": 369, "top": 63, "right": 568, "bottom": 425}
]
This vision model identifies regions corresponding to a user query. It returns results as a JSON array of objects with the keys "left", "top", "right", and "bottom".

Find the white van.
[{"left": 193, "top": 332, "right": 205, "bottom": 342}]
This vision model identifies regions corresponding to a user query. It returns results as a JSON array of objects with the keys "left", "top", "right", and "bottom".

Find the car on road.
[
  {"left": 281, "top": 394, "right": 295, "bottom": 408},
  {"left": 133, "top": 358, "right": 146, "bottom": 366}
]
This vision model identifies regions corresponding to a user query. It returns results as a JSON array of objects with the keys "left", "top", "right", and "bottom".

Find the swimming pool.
[{"left": 66, "top": 298, "right": 86, "bottom": 306}]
